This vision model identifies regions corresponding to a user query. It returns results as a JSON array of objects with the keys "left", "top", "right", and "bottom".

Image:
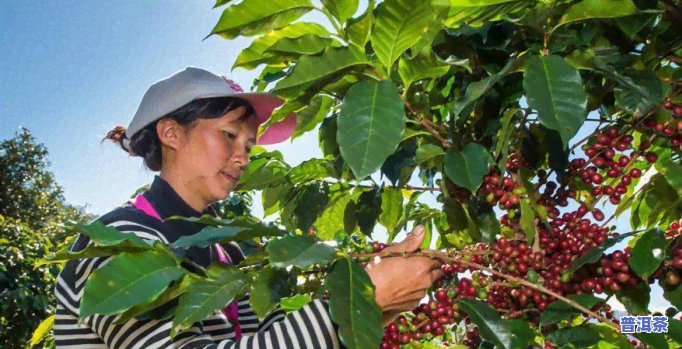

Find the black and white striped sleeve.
[{"left": 54, "top": 220, "right": 343, "bottom": 349}]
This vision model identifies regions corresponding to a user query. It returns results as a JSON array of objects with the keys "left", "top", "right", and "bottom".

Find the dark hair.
[{"left": 103, "top": 97, "right": 255, "bottom": 171}]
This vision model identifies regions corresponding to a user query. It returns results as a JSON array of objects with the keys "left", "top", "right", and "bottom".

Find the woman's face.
[{"left": 169, "top": 106, "right": 258, "bottom": 206}]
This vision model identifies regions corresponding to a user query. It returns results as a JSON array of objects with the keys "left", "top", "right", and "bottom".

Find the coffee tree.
[{"left": 42, "top": 0, "right": 682, "bottom": 348}]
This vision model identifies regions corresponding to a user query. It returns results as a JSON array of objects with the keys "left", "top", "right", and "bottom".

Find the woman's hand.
[{"left": 363, "top": 225, "right": 444, "bottom": 326}]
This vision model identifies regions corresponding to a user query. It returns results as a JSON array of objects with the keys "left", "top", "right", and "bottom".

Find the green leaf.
[
  {"left": 325, "top": 258, "right": 383, "bottom": 349},
  {"left": 452, "top": 56, "right": 522, "bottom": 117},
  {"left": 370, "top": 0, "right": 437, "bottom": 70},
  {"left": 616, "top": 282, "right": 650, "bottom": 315},
  {"left": 232, "top": 22, "right": 331, "bottom": 70},
  {"left": 547, "top": 327, "right": 601, "bottom": 348},
  {"left": 322, "top": 0, "right": 359, "bottom": 24},
  {"left": 236, "top": 158, "right": 289, "bottom": 191},
  {"left": 273, "top": 46, "right": 370, "bottom": 99},
  {"left": 399, "top": 50, "right": 450, "bottom": 93},
  {"left": 209, "top": 0, "right": 315, "bottom": 39},
  {"left": 292, "top": 183, "right": 331, "bottom": 232},
  {"left": 379, "top": 188, "right": 403, "bottom": 231},
  {"left": 264, "top": 34, "right": 337, "bottom": 57},
  {"left": 337, "top": 79, "right": 406, "bottom": 180},
  {"left": 280, "top": 294, "right": 312, "bottom": 311},
  {"left": 314, "top": 190, "right": 353, "bottom": 240},
  {"left": 567, "top": 232, "right": 634, "bottom": 273},
  {"left": 523, "top": 55, "right": 588, "bottom": 147},
  {"left": 636, "top": 332, "right": 668, "bottom": 349},
  {"left": 458, "top": 299, "right": 533, "bottom": 349},
  {"left": 615, "top": 70, "right": 667, "bottom": 117},
  {"left": 433, "top": 0, "right": 519, "bottom": 7},
  {"left": 80, "top": 250, "right": 184, "bottom": 321},
  {"left": 558, "top": 0, "right": 638, "bottom": 27},
  {"left": 172, "top": 264, "right": 249, "bottom": 336},
  {"left": 415, "top": 143, "right": 445, "bottom": 167},
  {"left": 266, "top": 234, "right": 338, "bottom": 269},
  {"left": 617, "top": 14, "right": 655, "bottom": 39},
  {"left": 661, "top": 282, "right": 682, "bottom": 310},
  {"left": 540, "top": 294, "right": 603, "bottom": 326},
  {"left": 170, "top": 226, "right": 252, "bottom": 249},
  {"left": 68, "top": 221, "right": 151, "bottom": 248},
  {"left": 345, "top": 0, "right": 374, "bottom": 47},
  {"left": 585, "top": 323, "right": 635, "bottom": 349},
  {"left": 249, "top": 266, "right": 289, "bottom": 320},
  {"left": 657, "top": 155, "right": 682, "bottom": 194},
  {"left": 287, "top": 158, "right": 337, "bottom": 184},
  {"left": 444, "top": 143, "right": 494, "bottom": 193},
  {"left": 667, "top": 317, "right": 682, "bottom": 344},
  {"left": 356, "top": 187, "right": 383, "bottom": 237},
  {"left": 519, "top": 198, "right": 535, "bottom": 245},
  {"left": 29, "top": 314, "right": 54, "bottom": 348},
  {"left": 291, "top": 95, "right": 335, "bottom": 141},
  {"left": 628, "top": 228, "right": 666, "bottom": 279},
  {"left": 43, "top": 239, "right": 152, "bottom": 264},
  {"left": 115, "top": 275, "right": 192, "bottom": 324}
]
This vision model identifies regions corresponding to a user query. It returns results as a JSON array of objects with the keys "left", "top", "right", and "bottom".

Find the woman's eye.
[{"left": 223, "top": 131, "right": 236, "bottom": 140}]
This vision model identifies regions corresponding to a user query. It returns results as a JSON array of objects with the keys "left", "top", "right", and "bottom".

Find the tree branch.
[{"left": 351, "top": 250, "right": 621, "bottom": 331}]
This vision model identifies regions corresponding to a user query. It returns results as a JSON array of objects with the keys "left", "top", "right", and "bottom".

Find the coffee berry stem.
[{"left": 352, "top": 250, "right": 621, "bottom": 331}]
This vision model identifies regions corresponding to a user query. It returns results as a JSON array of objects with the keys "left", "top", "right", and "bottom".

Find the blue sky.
[{"left": 0, "top": 1, "right": 671, "bottom": 312}]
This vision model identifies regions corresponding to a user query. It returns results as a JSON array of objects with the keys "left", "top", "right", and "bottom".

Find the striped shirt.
[{"left": 54, "top": 176, "right": 343, "bottom": 349}]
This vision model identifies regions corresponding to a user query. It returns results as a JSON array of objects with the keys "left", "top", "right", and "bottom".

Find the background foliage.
[{"left": 11, "top": 0, "right": 682, "bottom": 348}]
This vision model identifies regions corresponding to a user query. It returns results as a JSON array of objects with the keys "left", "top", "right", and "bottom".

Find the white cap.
[{"left": 122, "top": 67, "right": 296, "bottom": 152}]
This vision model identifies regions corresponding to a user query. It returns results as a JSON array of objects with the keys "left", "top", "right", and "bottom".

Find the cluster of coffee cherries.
[
  {"left": 379, "top": 286, "right": 462, "bottom": 349},
  {"left": 665, "top": 239, "right": 682, "bottom": 287},
  {"left": 648, "top": 99, "right": 682, "bottom": 149},
  {"left": 667, "top": 219, "right": 682, "bottom": 238},
  {"left": 570, "top": 248, "right": 639, "bottom": 295}
]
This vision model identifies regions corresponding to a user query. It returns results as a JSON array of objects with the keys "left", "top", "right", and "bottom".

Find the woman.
[{"left": 54, "top": 67, "right": 444, "bottom": 349}]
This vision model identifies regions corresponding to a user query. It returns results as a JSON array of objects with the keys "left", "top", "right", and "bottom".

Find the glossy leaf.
[
  {"left": 617, "top": 282, "right": 651, "bottom": 316},
  {"left": 661, "top": 282, "right": 682, "bottom": 310},
  {"left": 266, "top": 234, "right": 338, "bottom": 269},
  {"left": 615, "top": 70, "right": 667, "bottom": 117},
  {"left": 558, "top": 0, "right": 638, "bottom": 27},
  {"left": 540, "top": 294, "right": 603, "bottom": 326},
  {"left": 667, "top": 317, "right": 682, "bottom": 344},
  {"left": 547, "top": 327, "right": 601, "bottom": 348},
  {"left": 519, "top": 198, "right": 535, "bottom": 245},
  {"left": 314, "top": 189, "right": 354, "bottom": 240},
  {"left": 337, "top": 79, "right": 406, "bottom": 180},
  {"left": 232, "top": 22, "right": 330, "bottom": 70},
  {"left": 291, "top": 94, "right": 335, "bottom": 141},
  {"left": 115, "top": 275, "right": 192, "bottom": 324},
  {"left": 379, "top": 188, "right": 403, "bottom": 231},
  {"left": 458, "top": 299, "right": 534, "bottom": 349},
  {"left": 80, "top": 251, "right": 185, "bottom": 321},
  {"left": 172, "top": 264, "right": 249, "bottom": 336},
  {"left": 399, "top": 50, "right": 450, "bottom": 92},
  {"left": 325, "top": 258, "right": 383, "bottom": 349},
  {"left": 356, "top": 187, "right": 383, "bottom": 237},
  {"left": 29, "top": 315, "right": 54, "bottom": 348},
  {"left": 322, "top": 0, "right": 359, "bottom": 24},
  {"left": 432, "top": 0, "right": 519, "bottom": 7},
  {"left": 444, "top": 143, "right": 494, "bottom": 193},
  {"left": 249, "top": 266, "right": 289, "bottom": 320},
  {"left": 68, "top": 221, "right": 152, "bottom": 248},
  {"left": 523, "top": 55, "right": 588, "bottom": 147},
  {"left": 43, "top": 239, "right": 152, "bottom": 264},
  {"left": 264, "top": 34, "right": 337, "bottom": 57},
  {"left": 280, "top": 294, "right": 312, "bottom": 311},
  {"left": 452, "top": 56, "right": 521, "bottom": 117},
  {"left": 628, "top": 228, "right": 666, "bottom": 279},
  {"left": 292, "top": 183, "right": 330, "bottom": 232},
  {"left": 636, "top": 332, "right": 668, "bottom": 349},
  {"left": 287, "top": 158, "right": 337, "bottom": 184},
  {"left": 209, "top": 0, "right": 315, "bottom": 39},
  {"left": 273, "top": 46, "right": 370, "bottom": 99},
  {"left": 345, "top": 0, "right": 374, "bottom": 47},
  {"left": 370, "top": 0, "right": 437, "bottom": 70}
]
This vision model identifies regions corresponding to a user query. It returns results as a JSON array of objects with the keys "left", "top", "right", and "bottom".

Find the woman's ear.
[{"left": 156, "top": 118, "right": 183, "bottom": 150}]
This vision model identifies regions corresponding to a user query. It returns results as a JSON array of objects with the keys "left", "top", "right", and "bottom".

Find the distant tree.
[{"left": 0, "top": 128, "right": 93, "bottom": 349}]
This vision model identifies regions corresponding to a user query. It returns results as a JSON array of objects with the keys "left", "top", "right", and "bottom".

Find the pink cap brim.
[{"left": 233, "top": 92, "right": 297, "bottom": 145}]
